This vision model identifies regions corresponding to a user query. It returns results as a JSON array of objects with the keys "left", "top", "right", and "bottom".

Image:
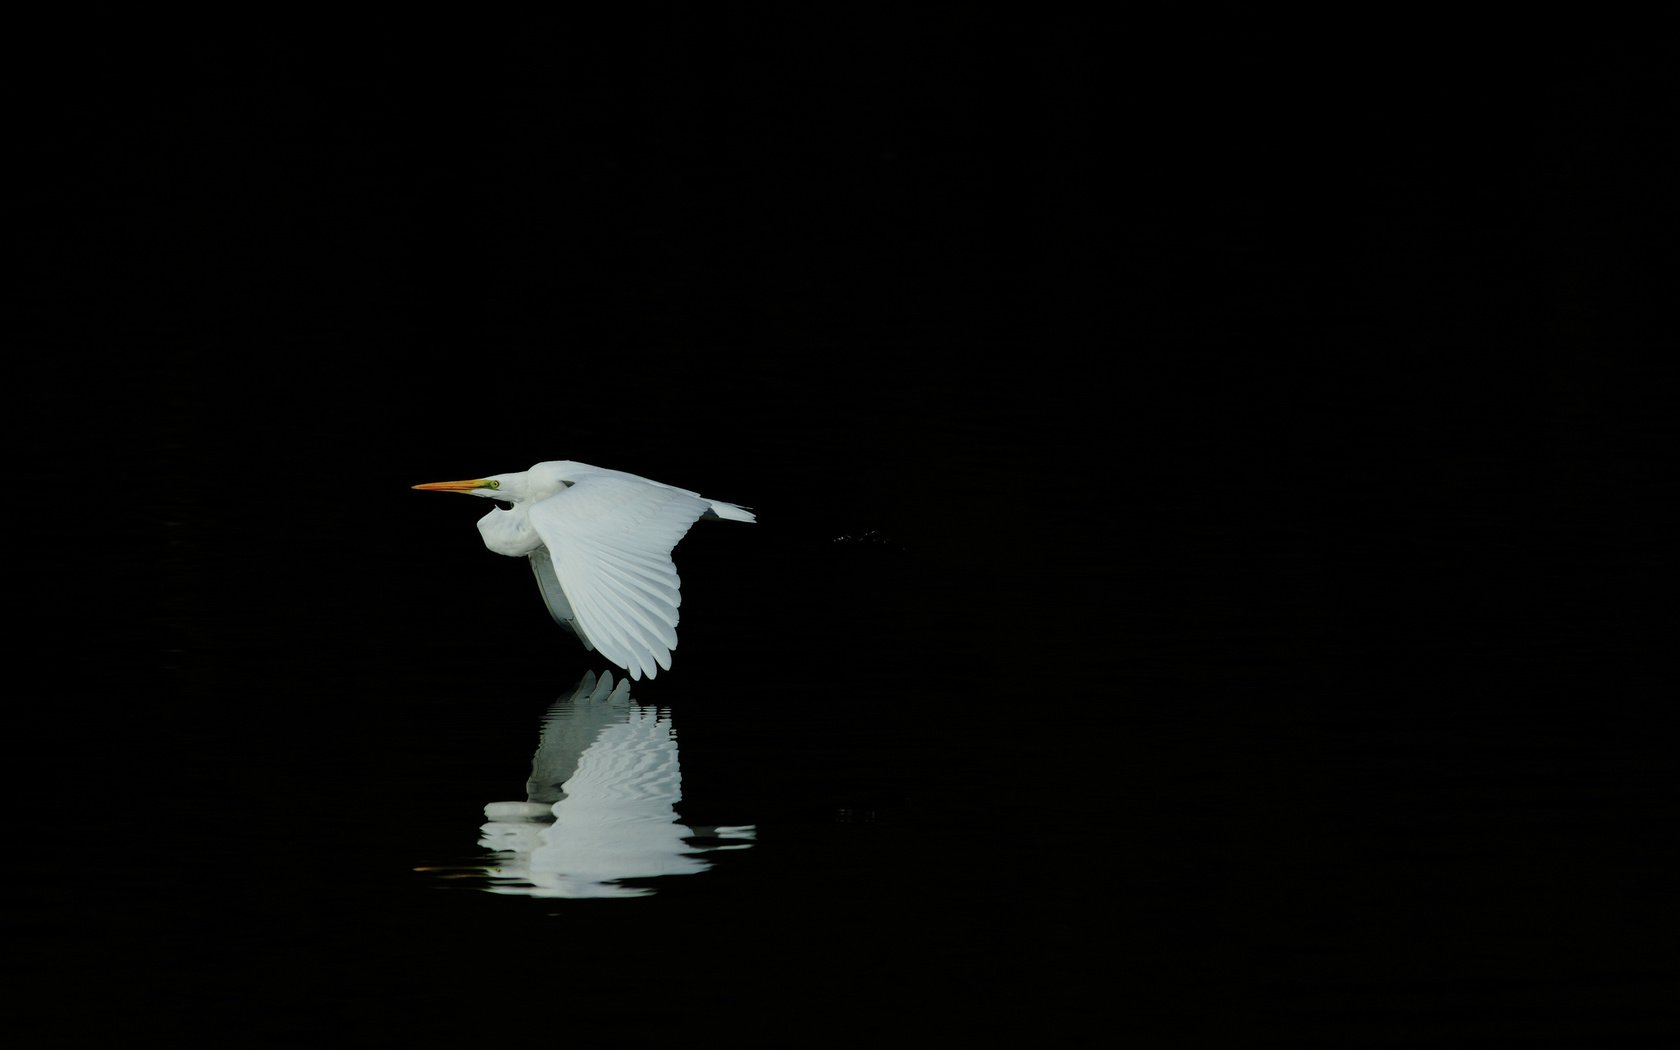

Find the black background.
[{"left": 5, "top": 12, "right": 1676, "bottom": 1047}]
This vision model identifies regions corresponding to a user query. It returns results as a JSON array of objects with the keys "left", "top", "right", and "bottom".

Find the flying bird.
[{"left": 414, "top": 461, "right": 754, "bottom": 679}]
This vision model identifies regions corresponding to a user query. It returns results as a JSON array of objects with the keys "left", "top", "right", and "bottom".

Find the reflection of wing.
[
  {"left": 526, "top": 670, "right": 632, "bottom": 804},
  {"left": 561, "top": 704, "right": 682, "bottom": 809},
  {"left": 525, "top": 704, "right": 704, "bottom": 892},
  {"left": 464, "top": 670, "right": 755, "bottom": 899},
  {"left": 527, "top": 476, "right": 712, "bottom": 680}
]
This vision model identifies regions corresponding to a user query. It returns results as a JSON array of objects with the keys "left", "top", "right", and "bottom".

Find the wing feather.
[
  {"left": 527, "top": 475, "right": 712, "bottom": 679},
  {"left": 588, "top": 556, "right": 682, "bottom": 613},
  {"left": 566, "top": 577, "right": 661, "bottom": 679},
  {"left": 579, "top": 568, "right": 679, "bottom": 648}
]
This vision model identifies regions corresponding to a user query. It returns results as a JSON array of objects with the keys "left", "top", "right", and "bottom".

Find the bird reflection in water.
[{"left": 422, "top": 670, "right": 754, "bottom": 899}]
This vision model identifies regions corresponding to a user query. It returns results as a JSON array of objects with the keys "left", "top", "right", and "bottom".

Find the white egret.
[{"left": 414, "top": 461, "right": 754, "bottom": 679}]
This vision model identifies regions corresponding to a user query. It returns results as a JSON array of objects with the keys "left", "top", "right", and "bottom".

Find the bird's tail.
[{"left": 705, "top": 499, "right": 756, "bottom": 523}]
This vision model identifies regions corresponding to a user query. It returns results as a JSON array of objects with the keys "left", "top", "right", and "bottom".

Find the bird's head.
[{"left": 412, "top": 472, "right": 530, "bottom": 503}]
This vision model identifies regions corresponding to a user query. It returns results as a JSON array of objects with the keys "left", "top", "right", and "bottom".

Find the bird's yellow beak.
[{"left": 412, "top": 478, "right": 499, "bottom": 493}]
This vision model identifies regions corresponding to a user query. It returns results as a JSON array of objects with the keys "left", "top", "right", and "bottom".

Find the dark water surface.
[
  {"left": 7, "top": 16, "right": 1677, "bottom": 1047},
  {"left": 13, "top": 459, "right": 1672, "bottom": 1044}
]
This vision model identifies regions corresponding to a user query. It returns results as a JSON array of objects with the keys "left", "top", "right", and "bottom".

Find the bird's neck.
[{"left": 477, "top": 505, "right": 543, "bottom": 557}]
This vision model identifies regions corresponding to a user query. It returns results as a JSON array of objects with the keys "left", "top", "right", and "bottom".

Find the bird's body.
[{"left": 415, "top": 461, "right": 753, "bottom": 679}]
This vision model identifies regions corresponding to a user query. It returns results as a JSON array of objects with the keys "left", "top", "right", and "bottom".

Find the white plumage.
[{"left": 414, "top": 461, "right": 754, "bottom": 679}]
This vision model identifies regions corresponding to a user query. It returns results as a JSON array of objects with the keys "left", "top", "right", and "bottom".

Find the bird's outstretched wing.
[{"left": 526, "top": 476, "right": 712, "bottom": 679}]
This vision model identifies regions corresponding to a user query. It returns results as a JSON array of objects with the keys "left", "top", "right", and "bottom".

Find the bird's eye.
[{"left": 486, "top": 480, "right": 500, "bottom": 490}]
